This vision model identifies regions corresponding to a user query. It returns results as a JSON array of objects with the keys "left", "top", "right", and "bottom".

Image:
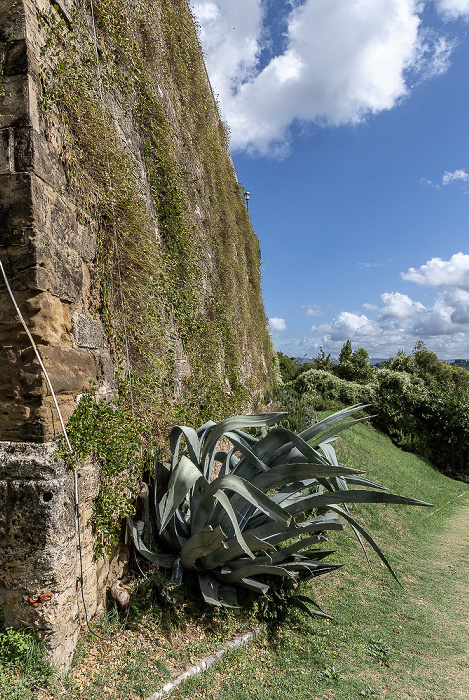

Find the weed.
[
  {"left": 320, "top": 665, "right": 345, "bottom": 681},
  {"left": 366, "top": 638, "right": 392, "bottom": 667}
]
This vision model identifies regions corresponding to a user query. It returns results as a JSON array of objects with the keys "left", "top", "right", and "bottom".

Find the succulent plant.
[{"left": 128, "top": 406, "right": 431, "bottom": 616}]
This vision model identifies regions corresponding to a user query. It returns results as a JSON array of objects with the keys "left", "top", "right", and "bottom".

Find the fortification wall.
[{"left": 0, "top": 0, "right": 273, "bottom": 670}]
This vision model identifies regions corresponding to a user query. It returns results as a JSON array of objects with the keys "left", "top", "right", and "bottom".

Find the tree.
[
  {"left": 276, "top": 352, "right": 297, "bottom": 383},
  {"left": 338, "top": 340, "right": 353, "bottom": 365},
  {"left": 335, "top": 341, "right": 372, "bottom": 384},
  {"left": 311, "top": 347, "right": 334, "bottom": 373}
]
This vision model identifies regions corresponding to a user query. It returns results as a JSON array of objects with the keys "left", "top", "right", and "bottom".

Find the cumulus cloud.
[
  {"left": 268, "top": 317, "right": 287, "bottom": 333},
  {"left": 379, "top": 292, "right": 425, "bottom": 325},
  {"left": 402, "top": 252, "right": 469, "bottom": 289},
  {"left": 274, "top": 254, "right": 469, "bottom": 358},
  {"left": 442, "top": 169, "right": 469, "bottom": 185},
  {"left": 191, "top": 0, "right": 455, "bottom": 154},
  {"left": 435, "top": 0, "right": 469, "bottom": 21}
]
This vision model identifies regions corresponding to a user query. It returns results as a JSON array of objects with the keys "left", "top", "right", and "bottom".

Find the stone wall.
[
  {"left": 0, "top": 0, "right": 123, "bottom": 670},
  {"left": 0, "top": 0, "right": 274, "bottom": 671}
]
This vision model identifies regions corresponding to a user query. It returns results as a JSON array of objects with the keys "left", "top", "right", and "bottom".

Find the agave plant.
[{"left": 128, "top": 406, "right": 432, "bottom": 617}]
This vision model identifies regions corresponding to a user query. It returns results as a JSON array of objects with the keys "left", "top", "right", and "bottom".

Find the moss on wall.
[{"left": 39, "top": 0, "right": 274, "bottom": 456}]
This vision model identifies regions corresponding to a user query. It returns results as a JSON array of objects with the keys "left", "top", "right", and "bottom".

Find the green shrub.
[{"left": 292, "top": 369, "right": 373, "bottom": 410}]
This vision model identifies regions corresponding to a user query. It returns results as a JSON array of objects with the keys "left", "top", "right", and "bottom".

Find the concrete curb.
[{"left": 145, "top": 626, "right": 264, "bottom": 700}]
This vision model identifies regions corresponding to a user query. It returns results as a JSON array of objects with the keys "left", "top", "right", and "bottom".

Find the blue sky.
[{"left": 190, "top": 1, "right": 469, "bottom": 360}]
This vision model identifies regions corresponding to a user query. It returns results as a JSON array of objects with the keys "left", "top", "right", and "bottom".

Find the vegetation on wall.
[{"left": 38, "top": 1, "right": 273, "bottom": 548}]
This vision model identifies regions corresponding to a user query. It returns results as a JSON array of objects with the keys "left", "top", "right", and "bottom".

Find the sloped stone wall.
[
  {"left": 0, "top": 0, "right": 124, "bottom": 670},
  {"left": 0, "top": 0, "right": 273, "bottom": 671}
]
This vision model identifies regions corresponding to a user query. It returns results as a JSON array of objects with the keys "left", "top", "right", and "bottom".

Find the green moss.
[{"left": 38, "top": 0, "right": 274, "bottom": 549}]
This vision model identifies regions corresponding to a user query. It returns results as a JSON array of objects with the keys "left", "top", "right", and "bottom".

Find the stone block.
[
  {"left": 0, "top": 74, "right": 30, "bottom": 128},
  {"left": 0, "top": 172, "right": 34, "bottom": 227},
  {"left": 0, "top": 441, "right": 123, "bottom": 672},
  {"left": 73, "top": 313, "right": 105, "bottom": 349},
  {"left": 39, "top": 345, "right": 98, "bottom": 393},
  {"left": 0, "top": 127, "right": 14, "bottom": 174},
  {"left": 0, "top": 1, "right": 26, "bottom": 42}
]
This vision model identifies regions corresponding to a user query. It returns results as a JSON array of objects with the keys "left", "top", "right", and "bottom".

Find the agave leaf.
[
  {"left": 309, "top": 415, "right": 375, "bottom": 449},
  {"left": 126, "top": 518, "right": 175, "bottom": 568},
  {"left": 201, "top": 532, "right": 275, "bottom": 568},
  {"left": 236, "top": 578, "right": 269, "bottom": 594},
  {"left": 230, "top": 538, "right": 335, "bottom": 568},
  {"left": 216, "top": 564, "right": 295, "bottom": 583},
  {"left": 245, "top": 513, "right": 345, "bottom": 545},
  {"left": 181, "top": 525, "right": 227, "bottom": 570},
  {"left": 165, "top": 516, "right": 187, "bottom": 550},
  {"left": 214, "top": 448, "right": 239, "bottom": 477},
  {"left": 200, "top": 413, "right": 286, "bottom": 469},
  {"left": 193, "top": 475, "right": 292, "bottom": 535},
  {"left": 252, "top": 462, "right": 360, "bottom": 492},
  {"left": 205, "top": 430, "right": 269, "bottom": 484},
  {"left": 287, "top": 595, "right": 333, "bottom": 620},
  {"left": 160, "top": 455, "right": 206, "bottom": 532},
  {"left": 198, "top": 572, "right": 223, "bottom": 606},
  {"left": 253, "top": 427, "right": 298, "bottom": 464},
  {"left": 299, "top": 404, "right": 370, "bottom": 442},
  {"left": 264, "top": 539, "right": 336, "bottom": 565},
  {"left": 217, "top": 584, "right": 240, "bottom": 609},
  {"left": 170, "top": 426, "right": 201, "bottom": 470},
  {"left": 207, "top": 490, "right": 255, "bottom": 559},
  {"left": 285, "top": 489, "right": 434, "bottom": 516},
  {"left": 319, "top": 441, "right": 338, "bottom": 465},
  {"left": 152, "top": 460, "right": 174, "bottom": 549},
  {"left": 343, "top": 476, "right": 388, "bottom": 490},
  {"left": 328, "top": 504, "right": 403, "bottom": 585}
]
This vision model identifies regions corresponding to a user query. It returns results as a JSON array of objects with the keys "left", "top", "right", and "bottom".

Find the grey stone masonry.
[{"left": 0, "top": 0, "right": 122, "bottom": 671}]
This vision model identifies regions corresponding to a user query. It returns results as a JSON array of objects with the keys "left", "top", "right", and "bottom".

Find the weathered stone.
[
  {"left": 73, "top": 313, "right": 105, "bottom": 349},
  {"left": 0, "top": 443, "right": 127, "bottom": 671}
]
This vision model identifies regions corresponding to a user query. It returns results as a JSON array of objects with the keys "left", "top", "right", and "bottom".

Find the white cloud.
[
  {"left": 191, "top": 0, "right": 455, "bottom": 154},
  {"left": 302, "top": 304, "right": 323, "bottom": 317},
  {"left": 435, "top": 0, "right": 469, "bottom": 21},
  {"left": 442, "top": 168, "right": 469, "bottom": 185},
  {"left": 402, "top": 252, "right": 469, "bottom": 289},
  {"left": 379, "top": 291, "right": 425, "bottom": 325},
  {"left": 268, "top": 317, "right": 287, "bottom": 333},
  {"left": 275, "top": 254, "right": 469, "bottom": 359}
]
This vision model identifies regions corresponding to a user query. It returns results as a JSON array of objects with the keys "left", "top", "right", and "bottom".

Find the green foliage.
[
  {"left": 310, "top": 347, "right": 334, "bottom": 373},
  {"left": 366, "top": 638, "right": 392, "bottom": 667},
  {"left": 276, "top": 352, "right": 298, "bottom": 383},
  {"left": 269, "top": 384, "right": 317, "bottom": 433},
  {"left": 0, "top": 626, "right": 54, "bottom": 699},
  {"left": 293, "top": 369, "right": 373, "bottom": 410},
  {"left": 61, "top": 390, "right": 143, "bottom": 555},
  {"left": 38, "top": 0, "right": 273, "bottom": 466},
  {"left": 128, "top": 409, "right": 431, "bottom": 619},
  {"left": 335, "top": 341, "right": 373, "bottom": 384}
]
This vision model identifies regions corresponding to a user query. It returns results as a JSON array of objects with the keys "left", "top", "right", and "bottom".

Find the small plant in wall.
[{"left": 128, "top": 406, "right": 432, "bottom": 616}]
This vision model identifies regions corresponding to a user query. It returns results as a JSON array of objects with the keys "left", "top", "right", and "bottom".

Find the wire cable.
[{"left": 0, "top": 261, "right": 136, "bottom": 641}]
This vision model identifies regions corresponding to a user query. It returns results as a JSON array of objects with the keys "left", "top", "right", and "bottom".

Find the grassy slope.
[
  {"left": 172, "top": 423, "right": 469, "bottom": 700},
  {"left": 1, "top": 423, "right": 467, "bottom": 699}
]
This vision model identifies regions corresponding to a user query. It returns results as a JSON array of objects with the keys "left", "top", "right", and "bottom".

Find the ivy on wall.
[{"left": 38, "top": 0, "right": 274, "bottom": 550}]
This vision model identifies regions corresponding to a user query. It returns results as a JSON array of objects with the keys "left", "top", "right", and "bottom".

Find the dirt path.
[{"left": 431, "top": 495, "right": 469, "bottom": 698}]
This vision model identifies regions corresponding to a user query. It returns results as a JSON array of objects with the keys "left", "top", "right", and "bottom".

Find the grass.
[
  {"left": 169, "top": 421, "right": 469, "bottom": 700},
  {"left": 1, "top": 422, "right": 467, "bottom": 699}
]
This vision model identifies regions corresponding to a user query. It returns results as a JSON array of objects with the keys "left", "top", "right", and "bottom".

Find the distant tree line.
[{"left": 276, "top": 341, "right": 469, "bottom": 481}]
